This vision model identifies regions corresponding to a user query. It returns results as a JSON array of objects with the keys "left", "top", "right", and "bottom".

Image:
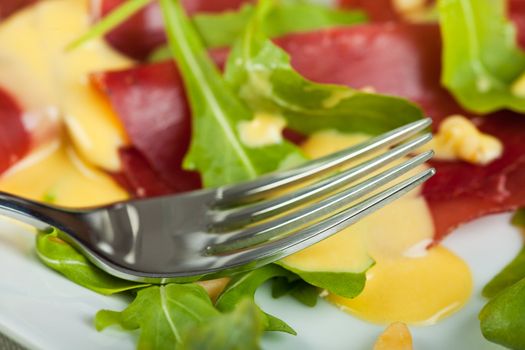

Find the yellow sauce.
[
  {"left": 0, "top": 138, "right": 128, "bottom": 207},
  {"left": 0, "top": 0, "right": 132, "bottom": 171},
  {"left": 282, "top": 130, "right": 472, "bottom": 325}
]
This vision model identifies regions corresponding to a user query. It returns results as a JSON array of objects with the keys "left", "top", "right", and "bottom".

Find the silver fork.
[{"left": 0, "top": 119, "right": 434, "bottom": 283}]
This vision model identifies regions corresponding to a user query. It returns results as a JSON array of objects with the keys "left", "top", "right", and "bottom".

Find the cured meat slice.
[
  {"left": 0, "top": 0, "right": 36, "bottom": 20},
  {"left": 116, "top": 147, "right": 174, "bottom": 198},
  {"left": 509, "top": 0, "right": 525, "bottom": 50},
  {"left": 92, "top": 61, "right": 202, "bottom": 195},
  {"left": 0, "top": 88, "right": 30, "bottom": 174},
  {"left": 430, "top": 163, "right": 525, "bottom": 240}
]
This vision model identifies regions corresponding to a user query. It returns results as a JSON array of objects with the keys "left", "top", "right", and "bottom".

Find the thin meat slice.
[
  {"left": 116, "top": 148, "right": 173, "bottom": 198},
  {"left": 0, "top": 0, "right": 35, "bottom": 20},
  {"left": 94, "top": 0, "right": 249, "bottom": 60},
  {"left": 509, "top": 0, "right": 525, "bottom": 50},
  {"left": 0, "top": 87, "right": 30, "bottom": 174},
  {"left": 430, "top": 163, "right": 525, "bottom": 240},
  {"left": 92, "top": 61, "right": 202, "bottom": 194}
]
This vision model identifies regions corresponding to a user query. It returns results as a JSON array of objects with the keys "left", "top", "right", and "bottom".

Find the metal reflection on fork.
[{"left": 0, "top": 118, "right": 435, "bottom": 283}]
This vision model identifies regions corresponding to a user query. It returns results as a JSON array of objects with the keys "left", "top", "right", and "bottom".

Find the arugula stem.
[
  {"left": 158, "top": 0, "right": 258, "bottom": 181},
  {"left": 67, "top": 0, "right": 152, "bottom": 51}
]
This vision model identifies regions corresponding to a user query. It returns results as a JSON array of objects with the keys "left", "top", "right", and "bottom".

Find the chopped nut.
[
  {"left": 392, "top": 0, "right": 436, "bottom": 23},
  {"left": 360, "top": 86, "right": 377, "bottom": 94},
  {"left": 196, "top": 278, "right": 230, "bottom": 302},
  {"left": 373, "top": 322, "right": 413, "bottom": 350},
  {"left": 392, "top": 0, "right": 426, "bottom": 14},
  {"left": 238, "top": 112, "right": 286, "bottom": 148},
  {"left": 427, "top": 115, "right": 503, "bottom": 165}
]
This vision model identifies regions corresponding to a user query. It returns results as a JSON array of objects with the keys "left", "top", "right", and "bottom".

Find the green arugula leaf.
[
  {"left": 193, "top": 5, "right": 255, "bottom": 49},
  {"left": 512, "top": 209, "right": 525, "bottom": 228},
  {"left": 483, "top": 246, "right": 525, "bottom": 299},
  {"left": 35, "top": 229, "right": 149, "bottom": 295},
  {"left": 180, "top": 299, "right": 263, "bottom": 350},
  {"left": 259, "top": 2, "right": 366, "bottom": 38},
  {"left": 215, "top": 265, "right": 296, "bottom": 334},
  {"left": 271, "top": 276, "right": 293, "bottom": 299},
  {"left": 276, "top": 261, "right": 372, "bottom": 298},
  {"left": 96, "top": 284, "right": 220, "bottom": 349},
  {"left": 482, "top": 210, "right": 525, "bottom": 298},
  {"left": 288, "top": 281, "right": 319, "bottom": 307},
  {"left": 159, "top": 0, "right": 305, "bottom": 187},
  {"left": 480, "top": 277, "right": 525, "bottom": 349},
  {"left": 195, "top": 2, "right": 366, "bottom": 49},
  {"left": 439, "top": 0, "right": 525, "bottom": 113},
  {"left": 151, "top": 2, "right": 366, "bottom": 61},
  {"left": 271, "top": 277, "right": 319, "bottom": 307},
  {"left": 480, "top": 213, "right": 525, "bottom": 348},
  {"left": 224, "top": 0, "right": 424, "bottom": 136}
]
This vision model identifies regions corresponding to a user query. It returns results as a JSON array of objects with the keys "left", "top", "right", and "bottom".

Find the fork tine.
[
  {"left": 208, "top": 151, "right": 434, "bottom": 254},
  {"left": 210, "top": 168, "right": 435, "bottom": 267},
  {"left": 210, "top": 133, "right": 432, "bottom": 231},
  {"left": 214, "top": 118, "right": 432, "bottom": 207}
]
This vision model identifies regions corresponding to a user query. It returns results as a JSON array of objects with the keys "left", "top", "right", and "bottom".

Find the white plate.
[{"left": 0, "top": 213, "right": 519, "bottom": 350}]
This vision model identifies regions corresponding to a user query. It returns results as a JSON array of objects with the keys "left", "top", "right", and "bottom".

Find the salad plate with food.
[{"left": 0, "top": 0, "right": 524, "bottom": 349}]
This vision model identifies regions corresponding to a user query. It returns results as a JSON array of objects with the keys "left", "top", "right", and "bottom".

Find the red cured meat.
[
  {"left": 509, "top": 0, "right": 525, "bottom": 50},
  {"left": 116, "top": 148, "right": 173, "bottom": 197},
  {"left": 0, "top": 0, "right": 35, "bottom": 20},
  {"left": 95, "top": 49, "right": 305, "bottom": 197},
  {"left": 0, "top": 88, "right": 30, "bottom": 174},
  {"left": 92, "top": 61, "right": 202, "bottom": 195},
  {"left": 95, "top": 0, "right": 249, "bottom": 60},
  {"left": 430, "top": 163, "right": 525, "bottom": 240}
]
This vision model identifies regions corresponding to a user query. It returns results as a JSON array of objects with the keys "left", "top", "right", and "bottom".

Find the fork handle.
[{"left": 0, "top": 191, "right": 75, "bottom": 231}]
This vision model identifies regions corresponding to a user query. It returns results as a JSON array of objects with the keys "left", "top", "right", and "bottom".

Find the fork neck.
[{"left": 0, "top": 191, "right": 76, "bottom": 231}]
